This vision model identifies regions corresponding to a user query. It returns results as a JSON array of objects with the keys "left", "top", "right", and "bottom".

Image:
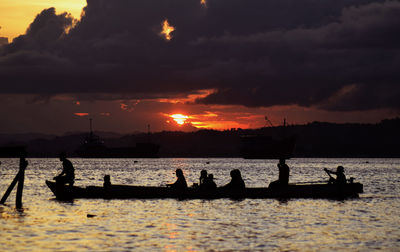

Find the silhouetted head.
[
  {"left": 200, "top": 170, "right": 207, "bottom": 178},
  {"left": 231, "top": 169, "right": 242, "bottom": 179},
  {"left": 234, "top": 169, "right": 242, "bottom": 179},
  {"left": 103, "top": 174, "right": 111, "bottom": 187},
  {"left": 279, "top": 158, "right": 286, "bottom": 165},
  {"left": 337, "top": 166, "right": 344, "bottom": 173},
  {"left": 176, "top": 169, "right": 184, "bottom": 178},
  {"left": 59, "top": 152, "right": 67, "bottom": 161},
  {"left": 208, "top": 174, "right": 214, "bottom": 180}
]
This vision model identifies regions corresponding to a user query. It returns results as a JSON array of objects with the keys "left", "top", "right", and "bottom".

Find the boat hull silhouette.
[{"left": 46, "top": 180, "right": 363, "bottom": 200}]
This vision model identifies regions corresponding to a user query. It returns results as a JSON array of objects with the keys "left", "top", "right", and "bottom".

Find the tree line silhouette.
[{"left": 0, "top": 118, "right": 399, "bottom": 158}]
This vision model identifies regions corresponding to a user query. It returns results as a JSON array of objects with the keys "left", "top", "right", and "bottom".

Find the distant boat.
[
  {"left": 240, "top": 118, "right": 296, "bottom": 159},
  {"left": 75, "top": 119, "right": 159, "bottom": 158}
]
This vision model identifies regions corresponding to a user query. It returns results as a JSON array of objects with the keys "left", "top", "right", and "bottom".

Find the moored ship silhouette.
[
  {"left": 240, "top": 118, "right": 296, "bottom": 159},
  {"left": 75, "top": 119, "right": 159, "bottom": 158}
]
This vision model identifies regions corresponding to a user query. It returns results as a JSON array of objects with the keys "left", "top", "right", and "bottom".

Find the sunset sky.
[{"left": 0, "top": 0, "right": 399, "bottom": 134}]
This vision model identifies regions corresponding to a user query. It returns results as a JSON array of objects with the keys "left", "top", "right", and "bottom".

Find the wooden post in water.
[
  {"left": 16, "top": 156, "right": 28, "bottom": 208},
  {"left": 0, "top": 152, "right": 28, "bottom": 208},
  {"left": 0, "top": 171, "right": 20, "bottom": 204}
]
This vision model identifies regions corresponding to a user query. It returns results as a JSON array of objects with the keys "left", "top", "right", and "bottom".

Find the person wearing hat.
[
  {"left": 324, "top": 166, "right": 346, "bottom": 184},
  {"left": 54, "top": 152, "right": 75, "bottom": 186}
]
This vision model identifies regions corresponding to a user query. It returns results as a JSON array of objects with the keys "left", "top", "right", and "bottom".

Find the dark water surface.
[{"left": 1, "top": 158, "right": 399, "bottom": 251}]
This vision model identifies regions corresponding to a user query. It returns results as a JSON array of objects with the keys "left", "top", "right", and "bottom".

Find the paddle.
[
  {"left": 289, "top": 169, "right": 332, "bottom": 185},
  {"left": 291, "top": 180, "right": 328, "bottom": 185},
  {"left": 324, "top": 168, "right": 333, "bottom": 179}
]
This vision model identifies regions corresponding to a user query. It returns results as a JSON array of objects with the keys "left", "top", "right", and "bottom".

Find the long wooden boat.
[{"left": 46, "top": 180, "right": 363, "bottom": 200}]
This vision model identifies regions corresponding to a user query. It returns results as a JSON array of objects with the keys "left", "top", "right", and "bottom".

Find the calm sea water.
[{"left": 0, "top": 158, "right": 399, "bottom": 251}]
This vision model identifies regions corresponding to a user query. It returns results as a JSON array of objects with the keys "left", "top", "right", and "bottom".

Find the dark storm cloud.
[
  {"left": 0, "top": 0, "right": 399, "bottom": 111},
  {"left": 194, "top": 0, "right": 400, "bottom": 111}
]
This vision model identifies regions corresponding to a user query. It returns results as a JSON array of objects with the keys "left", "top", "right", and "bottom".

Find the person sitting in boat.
[
  {"left": 278, "top": 158, "right": 290, "bottom": 185},
  {"left": 269, "top": 158, "right": 290, "bottom": 188},
  {"left": 167, "top": 169, "right": 188, "bottom": 190},
  {"left": 202, "top": 174, "right": 217, "bottom": 190},
  {"left": 199, "top": 170, "right": 208, "bottom": 187},
  {"left": 324, "top": 166, "right": 346, "bottom": 184},
  {"left": 221, "top": 169, "right": 245, "bottom": 190},
  {"left": 103, "top": 175, "right": 111, "bottom": 188},
  {"left": 54, "top": 152, "right": 75, "bottom": 186}
]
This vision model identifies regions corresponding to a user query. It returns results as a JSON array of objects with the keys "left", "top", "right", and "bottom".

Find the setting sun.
[{"left": 170, "top": 114, "right": 189, "bottom": 125}]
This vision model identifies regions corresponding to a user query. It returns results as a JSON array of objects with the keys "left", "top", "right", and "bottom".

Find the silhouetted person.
[
  {"left": 104, "top": 175, "right": 111, "bottom": 188},
  {"left": 167, "top": 169, "right": 188, "bottom": 190},
  {"left": 199, "top": 170, "right": 208, "bottom": 187},
  {"left": 269, "top": 158, "right": 290, "bottom": 186},
  {"left": 222, "top": 169, "right": 245, "bottom": 191},
  {"left": 269, "top": 158, "right": 290, "bottom": 188},
  {"left": 278, "top": 158, "right": 290, "bottom": 185},
  {"left": 54, "top": 152, "right": 75, "bottom": 186},
  {"left": 324, "top": 166, "right": 346, "bottom": 184},
  {"left": 203, "top": 174, "right": 217, "bottom": 190}
]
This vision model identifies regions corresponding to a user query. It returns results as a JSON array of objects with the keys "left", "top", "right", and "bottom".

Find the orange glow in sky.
[
  {"left": 157, "top": 89, "right": 216, "bottom": 104},
  {"left": 191, "top": 120, "right": 246, "bottom": 129},
  {"left": 201, "top": 0, "right": 207, "bottom": 7},
  {"left": 189, "top": 112, "right": 250, "bottom": 129},
  {"left": 170, "top": 114, "right": 189, "bottom": 125},
  {"left": 0, "top": 0, "right": 86, "bottom": 41},
  {"left": 160, "top": 19, "right": 175, "bottom": 41},
  {"left": 74, "top": 112, "right": 89, "bottom": 117},
  {"left": 164, "top": 111, "right": 259, "bottom": 130}
]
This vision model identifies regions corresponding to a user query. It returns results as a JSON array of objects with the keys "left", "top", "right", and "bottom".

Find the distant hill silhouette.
[
  {"left": 1, "top": 118, "right": 399, "bottom": 158},
  {"left": 293, "top": 118, "right": 400, "bottom": 157}
]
